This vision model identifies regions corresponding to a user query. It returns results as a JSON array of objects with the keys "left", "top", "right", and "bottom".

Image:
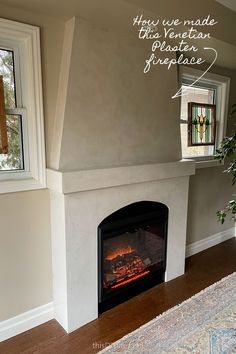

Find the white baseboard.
[
  {"left": 0, "top": 302, "right": 54, "bottom": 342},
  {"left": 186, "top": 227, "right": 235, "bottom": 258}
]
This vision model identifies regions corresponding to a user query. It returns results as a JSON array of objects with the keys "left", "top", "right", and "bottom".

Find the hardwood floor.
[{"left": 1, "top": 237, "right": 236, "bottom": 354}]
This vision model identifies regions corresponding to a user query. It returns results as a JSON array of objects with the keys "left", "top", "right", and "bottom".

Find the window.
[
  {"left": 180, "top": 67, "right": 230, "bottom": 165},
  {"left": 0, "top": 18, "right": 46, "bottom": 193}
]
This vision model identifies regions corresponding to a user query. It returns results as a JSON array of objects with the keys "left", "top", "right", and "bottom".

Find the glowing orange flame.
[
  {"left": 105, "top": 246, "right": 135, "bottom": 261},
  {"left": 111, "top": 270, "right": 150, "bottom": 289}
]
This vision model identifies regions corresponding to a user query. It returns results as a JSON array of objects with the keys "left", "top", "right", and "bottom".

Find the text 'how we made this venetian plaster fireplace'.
[{"left": 98, "top": 201, "right": 168, "bottom": 312}]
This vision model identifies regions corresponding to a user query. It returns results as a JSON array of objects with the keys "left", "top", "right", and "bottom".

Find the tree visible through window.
[{"left": 0, "top": 48, "right": 23, "bottom": 171}]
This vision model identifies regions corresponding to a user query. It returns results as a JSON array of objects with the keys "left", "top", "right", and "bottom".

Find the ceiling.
[
  {"left": 0, "top": 0, "right": 234, "bottom": 22},
  {"left": 215, "top": 0, "right": 236, "bottom": 12}
]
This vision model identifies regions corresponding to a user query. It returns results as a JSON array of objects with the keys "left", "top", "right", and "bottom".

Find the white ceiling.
[{"left": 215, "top": 0, "right": 236, "bottom": 12}]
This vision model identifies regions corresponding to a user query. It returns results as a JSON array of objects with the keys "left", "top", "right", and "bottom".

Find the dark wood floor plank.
[{"left": 1, "top": 238, "right": 236, "bottom": 354}]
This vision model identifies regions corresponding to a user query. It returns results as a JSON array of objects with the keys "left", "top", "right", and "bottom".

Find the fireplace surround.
[
  {"left": 47, "top": 160, "right": 195, "bottom": 333},
  {"left": 98, "top": 201, "right": 168, "bottom": 312}
]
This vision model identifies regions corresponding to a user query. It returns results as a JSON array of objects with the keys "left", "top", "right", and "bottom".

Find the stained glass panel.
[{"left": 188, "top": 102, "right": 216, "bottom": 146}]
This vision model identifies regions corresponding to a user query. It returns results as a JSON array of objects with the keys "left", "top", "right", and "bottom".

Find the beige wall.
[
  {"left": 187, "top": 166, "right": 235, "bottom": 245},
  {"left": 0, "top": 3, "right": 64, "bottom": 163},
  {"left": 0, "top": 1, "right": 235, "bottom": 323},
  {"left": 0, "top": 4, "right": 64, "bottom": 321},
  {"left": 58, "top": 17, "right": 235, "bottom": 246},
  {"left": 186, "top": 65, "right": 236, "bottom": 245},
  {"left": 0, "top": 190, "right": 52, "bottom": 321}
]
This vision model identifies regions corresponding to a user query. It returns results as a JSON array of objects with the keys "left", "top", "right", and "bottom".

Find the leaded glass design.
[{"left": 188, "top": 102, "right": 216, "bottom": 146}]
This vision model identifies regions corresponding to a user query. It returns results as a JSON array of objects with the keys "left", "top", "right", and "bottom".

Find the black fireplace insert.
[{"left": 98, "top": 201, "right": 168, "bottom": 313}]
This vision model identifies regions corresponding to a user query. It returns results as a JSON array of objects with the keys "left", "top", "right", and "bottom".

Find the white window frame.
[
  {"left": 180, "top": 66, "right": 230, "bottom": 168},
  {"left": 0, "top": 18, "right": 46, "bottom": 193}
]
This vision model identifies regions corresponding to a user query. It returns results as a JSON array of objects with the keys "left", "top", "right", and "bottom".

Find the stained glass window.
[{"left": 188, "top": 102, "right": 216, "bottom": 146}]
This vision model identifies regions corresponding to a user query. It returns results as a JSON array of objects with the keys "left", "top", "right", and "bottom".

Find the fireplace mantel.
[
  {"left": 47, "top": 160, "right": 195, "bottom": 333},
  {"left": 47, "top": 160, "right": 195, "bottom": 194}
]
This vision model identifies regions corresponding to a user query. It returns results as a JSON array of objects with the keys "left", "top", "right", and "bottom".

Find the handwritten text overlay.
[{"left": 132, "top": 14, "right": 218, "bottom": 74}]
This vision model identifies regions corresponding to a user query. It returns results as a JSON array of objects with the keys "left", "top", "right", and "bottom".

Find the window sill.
[
  {"left": 196, "top": 159, "right": 222, "bottom": 169},
  {"left": 181, "top": 158, "right": 223, "bottom": 169},
  {"left": 0, "top": 177, "right": 46, "bottom": 194}
]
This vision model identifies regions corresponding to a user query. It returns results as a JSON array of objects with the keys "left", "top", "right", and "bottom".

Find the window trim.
[
  {"left": 0, "top": 18, "right": 46, "bottom": 193},
  {"left": 179, "top": 66, "right": 230, "bottom": 168}
]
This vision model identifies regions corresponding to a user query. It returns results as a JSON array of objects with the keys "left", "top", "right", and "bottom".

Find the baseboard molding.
[
  {"left": 0, "top": 302, "right": 54, "bottom": 342},
  {"left": 186, "top": 227, "right": 235, "bottom": 258}
]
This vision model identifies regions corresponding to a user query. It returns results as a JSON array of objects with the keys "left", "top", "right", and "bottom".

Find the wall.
[
  {"left": 0, "top": 3, "right": 64, "bottom": 161},
  {"left": 0, "top": 190, "right": 52, "bottom": 321},
  {"left": 187, "top": 166, "right": 234, "bottom": 245},
  {"left": 0, "top": 4, "right": 64, "bottom": 321},
  {"left": 58, "top": 17, "right": 235, "bottom": 245},
  {"left": 0, "top": 0, "right": 235, "bottom": 324},
  {"left": 187, "top": 65, "right": 236, "bottom": 245},
  {"left": 59, "top": 18, "right": 181, "bottom": 170}
]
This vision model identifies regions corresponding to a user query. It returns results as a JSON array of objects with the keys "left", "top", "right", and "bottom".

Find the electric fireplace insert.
[{"left": 98, "top": 201, "right": 168, "bottom": 313}]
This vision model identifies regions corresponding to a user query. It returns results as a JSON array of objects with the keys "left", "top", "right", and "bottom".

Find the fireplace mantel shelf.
[{"left": 47, "top": 160, "right": 195, "bottom": 194}]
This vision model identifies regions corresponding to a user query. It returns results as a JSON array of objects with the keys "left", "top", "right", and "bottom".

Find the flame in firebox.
[
  {"left": 111, "top": 270, "right": 150, "bottom": 289},
  {"left": 105, "top": 246, "right": 135, "bottom": 261}
]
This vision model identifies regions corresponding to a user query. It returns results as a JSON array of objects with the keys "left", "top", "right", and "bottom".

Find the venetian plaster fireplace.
[
  {"left": 44, "top": 15, "right": 196, "bottom": 335},
  {"left": 98, "top": 201, "right": 168, "bottom": 312},
  {"left": 47, "top": 160, "right": 195, "bottom": 333}
]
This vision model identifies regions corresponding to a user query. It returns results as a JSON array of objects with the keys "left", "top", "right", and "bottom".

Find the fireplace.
[
  {"left": 98, "top": 201, "right": 168, "bottom": 312},
  {"left": 48, "top": 160, "right": 194, "bottom": 332}
]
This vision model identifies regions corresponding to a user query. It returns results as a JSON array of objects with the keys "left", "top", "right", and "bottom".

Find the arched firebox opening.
[{"left": 98, "top": 201, "right": 168, "bottom": 313}]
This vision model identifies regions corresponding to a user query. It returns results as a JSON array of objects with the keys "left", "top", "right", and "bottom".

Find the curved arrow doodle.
[{"left": 172, "top": 47, "right": 218, "bottom": 99}]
